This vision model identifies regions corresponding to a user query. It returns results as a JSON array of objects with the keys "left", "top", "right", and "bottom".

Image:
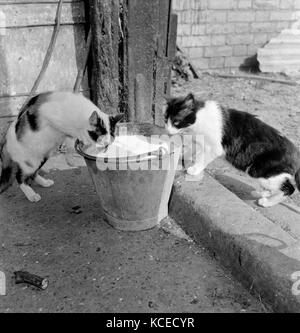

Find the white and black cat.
[
  {"left": 0, "top": 91, "right": 123, "bottom": 202},
  {"left": 165, "top": 93, "right": 300, "bottom": 207}
]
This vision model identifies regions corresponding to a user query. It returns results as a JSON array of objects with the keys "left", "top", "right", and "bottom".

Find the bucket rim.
[
  {"left": 75, "top": 122, "right": 181, "bottom": 162},
  {"left": 75, "top": 140, "right": 173, "bottom": 162},
  {"left": 75, "top": 141, "right": 181, "bottom": 163}
]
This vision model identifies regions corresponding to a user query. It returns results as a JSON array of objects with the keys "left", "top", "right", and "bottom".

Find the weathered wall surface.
[
  {"left": 0, "top": 0, "right": 87, "bottom": 140},
  {"left": 173, "top": 0, "right": 300, "bottom": 71}
]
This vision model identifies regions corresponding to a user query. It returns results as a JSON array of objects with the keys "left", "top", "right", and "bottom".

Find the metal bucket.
[{"left": 75, "top": 123, "right": 181, "bottom": 231}]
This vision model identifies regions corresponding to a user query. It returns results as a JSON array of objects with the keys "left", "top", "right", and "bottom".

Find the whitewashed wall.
[{"left": 0, "top": 0, "right": 88, "bottom": 140}]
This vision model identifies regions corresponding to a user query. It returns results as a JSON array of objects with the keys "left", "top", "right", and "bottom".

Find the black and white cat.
[
  {"left": 165, "top": 93, "right": 300, "bottom": 207},
  {"left": 0, "top": 91, "right": 123, "bottom": 202}
]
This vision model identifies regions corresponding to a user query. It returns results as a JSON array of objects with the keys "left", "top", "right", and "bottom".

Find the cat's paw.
[
  {"left": 257, "top": 197, "right": 272, "bottom": 207},
  {"left": 41, "top": 179, "right": 54, "bottom": 188},
  {"left": 27, "top": 193, "right": 41, "bottom": 203},
  {"left": 187, "top": 165, "right": 203, "bottom": 176},
  {"left": 35, "top": 176, "right": 54, "bottom": 188}
]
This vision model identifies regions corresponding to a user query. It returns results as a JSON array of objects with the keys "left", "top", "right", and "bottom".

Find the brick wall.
[{"left": 173, "top": 0, "right": 300, "bottom": 71}]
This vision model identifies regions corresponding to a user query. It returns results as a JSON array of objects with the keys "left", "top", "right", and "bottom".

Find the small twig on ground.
[
  {"left": 14, "top": 271, "right": 49, "bottom": 290},
  {"left": 14, "top": 243, "right": 33, "bottom": 247},
  {"left": 207, "top": 72, "right": 299, "bottom": 86},
  {"left": 258, "top": 293, "right": 269, "bottom": 313}
]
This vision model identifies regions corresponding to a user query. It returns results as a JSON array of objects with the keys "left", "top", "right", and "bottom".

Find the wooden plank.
[
  {"left": 0, "top": 2, "right": 85, "bottom": 28},
  {"left": 87, "top": 0, "right": 176, "bottom": 123},
  {"left": 89, "top": 0, "right": 119, "bottom": 115},
  {"left": 0, "top": 1, "right": 82, "bottom": 4},
  {"left": 0, "top": 25, "right": 89, "bottom": 116},
  {"left": 168, "top": 14, "right": 178, "bottom": 61},
  {"left": 166, "top": 13, "right": 178, "bottom": 96},
  {"left": 154, "top": 0, "right": 173, "bottom": 126},
  {"left": 127, "top": 0, "right": 160, "bottom": 123},
  {"left": 118, "top": 0, "right": 129, "bottom": 120},
  {"left": 159, "top": 0, "right": 171, "bottom": 57},
  {"left": 134, "top": 73, "right": 148, "bottom": 122}
]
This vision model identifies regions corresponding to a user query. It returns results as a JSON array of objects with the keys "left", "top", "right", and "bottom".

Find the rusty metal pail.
[{"left": 75, "top": 123, "right": 181, "bottom": 231}]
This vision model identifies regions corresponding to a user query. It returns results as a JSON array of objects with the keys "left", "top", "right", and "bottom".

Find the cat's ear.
[
  {"left": 109, "top": 113, "right": 124, "bottom": 127},
  {"left": 89, "top": 111, "right": 99, "bottom": 127},
  {"left": 183, "top": 93, "right": 195, "bottom": 110}
]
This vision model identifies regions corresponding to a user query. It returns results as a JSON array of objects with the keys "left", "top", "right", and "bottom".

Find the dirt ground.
[
  {"left": 172, "top": 72, "right": 300, "bottom": 209},
  {"left": 0, "top": 155, "right": 268, "bottom": 313}
]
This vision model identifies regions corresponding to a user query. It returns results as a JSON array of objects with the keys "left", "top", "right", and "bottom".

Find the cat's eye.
[{"left": 173, "top": 121, "right": 180, "bottom": 127}]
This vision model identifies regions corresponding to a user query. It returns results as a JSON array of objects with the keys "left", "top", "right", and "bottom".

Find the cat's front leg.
[
  {"left": 187, "top": 163, "right": 204, "bottom": 176},
  {"left": 186, "top": 148, "right": 205, "bottom": 175},
  {"left": 20, "top": 183, "right": 41, "bottom": 203},
  {"left": 185, "top": 136, "right": 206, "bottom": 176},
  {"left": 61, "top": 137, "right": 78, "bottom": 167},
  {"left": 187, "top": 145, "right": 216, "bottom": 176},
  {"left": 258, "top": 192, "right": 285, "bottom": 207}
]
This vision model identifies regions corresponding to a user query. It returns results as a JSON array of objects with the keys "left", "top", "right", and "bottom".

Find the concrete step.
[
  {"left": 215, "top": 172, "right": 300, "bottom": 240},
  {"left": 169, "top": 172, "right": 300, "bottom": 313}
]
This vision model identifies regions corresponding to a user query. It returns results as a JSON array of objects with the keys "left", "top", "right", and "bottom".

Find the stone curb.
[{"left": 169, "top": 173, "right": 300, "bottom": 313}]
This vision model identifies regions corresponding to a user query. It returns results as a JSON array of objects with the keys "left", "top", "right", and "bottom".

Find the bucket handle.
[{"left": 137, "top": 146, "right": 169, "bottom": 161}]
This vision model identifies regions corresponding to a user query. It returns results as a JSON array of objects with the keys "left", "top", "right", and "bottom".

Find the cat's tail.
[
  {"left": 296, "top": 167, "right": 300, "bottom": 191},
  {"left": 0, "top": 144, "right": 17, "bottom": 194}
]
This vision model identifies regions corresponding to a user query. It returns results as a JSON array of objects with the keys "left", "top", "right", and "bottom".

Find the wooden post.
[
  {"left": 88, "top": 0, "right": 119, "bottom": 115},
  {"left": 153, "top": 2, "right": 178, "bottom": 126},
  {"left": 88, "top": 0, "right": 177, "bottom": 124},
  {"left": 134, "top": 73, "right": 147, "bottom": 123}
]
